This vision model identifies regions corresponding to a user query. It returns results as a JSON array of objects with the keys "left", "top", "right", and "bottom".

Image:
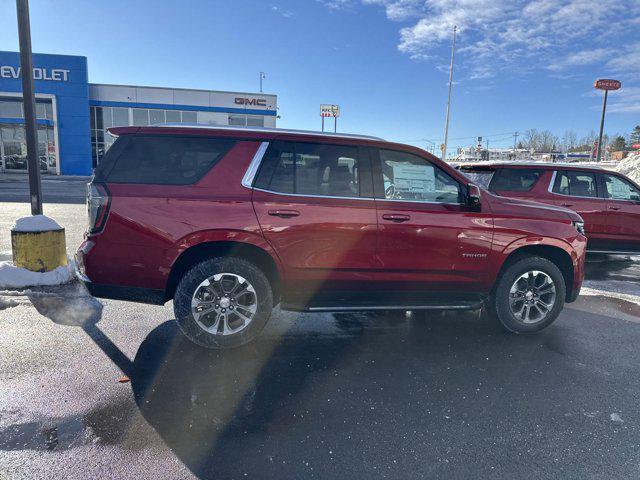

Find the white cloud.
[
  {"left": 271, "top": 5, "right": 295, "bottom": 18},
  {"left": 607, "top": 87, "right": 640, "bottom": 114},
  {"left": 320, "top": 0, "right": 640, "bottom": 82}
]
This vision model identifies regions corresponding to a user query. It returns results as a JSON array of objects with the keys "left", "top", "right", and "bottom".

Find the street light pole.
[
  {"left": 16, "top": 0, "right": 42, "bottom": 215},
  {"left": 259, "top": 72, "right": 266, "bottom": 93},
  {"left": 442, "top": 25, "right": 457, "bottom": 161}
]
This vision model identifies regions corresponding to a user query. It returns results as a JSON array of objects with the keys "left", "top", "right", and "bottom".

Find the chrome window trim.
[
  {"left": 253, "top": 187, "right": 462, "bottom": 206},
  {"left": 241, "top": 141, "right": 270, "bottom": 188},
  {"left": 253, "top": 187, "right": 374, "bottom": 202},
  {"left": 374, "top": 197, "right": 463, "bottom": 206},
  {"left": 548, "top": 169, "right": 604, "bottom": 200}
]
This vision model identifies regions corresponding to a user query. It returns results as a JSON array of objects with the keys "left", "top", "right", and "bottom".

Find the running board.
[
  {"left": 281, "top": 300, "right": 484, "bottom": 313},
  {"left": 588, "top": 250, "right": 640, "bottom": 256}
]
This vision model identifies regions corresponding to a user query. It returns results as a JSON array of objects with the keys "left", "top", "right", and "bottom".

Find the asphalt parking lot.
[{"left": 2, "top": 177, "right": 640, "bottom": 479}]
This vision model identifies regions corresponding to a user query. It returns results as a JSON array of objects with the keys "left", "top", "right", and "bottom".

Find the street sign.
[
  {"left": 594, "top": 79, "right": 621, "bottom": 91},
  {"left": 320, "top": 104, "right": 340, "bottom": 117}
]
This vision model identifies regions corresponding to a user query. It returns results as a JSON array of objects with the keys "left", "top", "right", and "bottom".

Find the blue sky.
[{"left": 1, "top": 0, "right": 638, "bottom": 154}]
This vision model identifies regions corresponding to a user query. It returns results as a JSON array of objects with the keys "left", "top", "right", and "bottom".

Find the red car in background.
[
  {"left": 458, "top": 162, "right": 640, "bottom": 255},
  {"left": 76, "top": 126, "right": 586, "bottom": 348}
]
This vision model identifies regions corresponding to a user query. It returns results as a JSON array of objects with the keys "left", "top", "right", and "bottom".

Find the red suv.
[
  {"left": 76, "top": 126, "right": 586, "bottom": 348},
  {"left": 458, "top": 162, "right": 640, "bottom": 255}
]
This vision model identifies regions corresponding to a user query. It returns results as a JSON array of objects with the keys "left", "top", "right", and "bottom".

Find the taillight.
[{"left": 87, "top": 183, "right": 111, "bottom": 234}]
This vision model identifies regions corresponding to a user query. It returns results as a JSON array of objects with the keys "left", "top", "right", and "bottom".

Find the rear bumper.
[
  {"left": 82, "top": 279, "right": 166, "bottom": 305},
  {"left": 75, "top": 244, "right": 165, "bottom": 305}
]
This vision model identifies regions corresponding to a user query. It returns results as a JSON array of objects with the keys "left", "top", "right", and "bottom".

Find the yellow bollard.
[{"left": 11, "top": 223, "right": 67, "bottom": 273}]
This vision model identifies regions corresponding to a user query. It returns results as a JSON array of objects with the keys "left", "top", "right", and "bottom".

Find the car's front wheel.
[
  {"left": 173, "top": 257, "right": 273, "bottom": 348},
  {"left": 492, "top": 256, "right": 566, "bottom": 333}
]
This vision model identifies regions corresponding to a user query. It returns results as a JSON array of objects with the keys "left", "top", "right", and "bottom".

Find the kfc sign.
[{"left": 235, "top": 97, "right": 267, "bottom": 107}]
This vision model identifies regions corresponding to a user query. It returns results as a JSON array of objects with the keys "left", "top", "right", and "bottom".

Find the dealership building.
[{"left": 0, "top": 51, "right": 277, "bottom": 175}]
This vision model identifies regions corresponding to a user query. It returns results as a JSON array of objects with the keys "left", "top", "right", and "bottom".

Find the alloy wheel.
[
  {"left": 508, "top": 270, "right": 557, "bottom": 324},
  {"left": 191, "top": 273, "right": 257, "bottom": 335}
]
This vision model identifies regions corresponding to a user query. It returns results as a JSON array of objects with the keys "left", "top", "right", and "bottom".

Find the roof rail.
[{"left": 150, "top": 123, "right": 385, "bottom": 141}]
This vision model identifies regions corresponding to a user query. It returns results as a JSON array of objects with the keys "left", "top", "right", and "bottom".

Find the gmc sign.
[{"left": 235, "top": 97, "right": 267, "bottom": 107}]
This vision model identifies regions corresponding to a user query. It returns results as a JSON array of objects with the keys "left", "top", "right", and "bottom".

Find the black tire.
[
  {"left": 173, "top": 257, "right": 273, "bottom": 349},
  {"left": 491, "top": 256, "right": 566, "bottom": 334}
]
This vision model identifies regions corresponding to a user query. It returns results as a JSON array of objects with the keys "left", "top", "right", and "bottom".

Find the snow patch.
[
  {"left": 11, "top": 214, "right": 63, "bottom": 233},
  {"left": 616, "top": 152, "right": 640, "bottom": 185},
  {"left": 0, "top": 260, "right": 74, "bottom": 289},
  {"left": 581, "top": 285, "right": 640, "bottom": 305},
  {"left": 610, "top": 413, "right": 624, "bottom": 423}
]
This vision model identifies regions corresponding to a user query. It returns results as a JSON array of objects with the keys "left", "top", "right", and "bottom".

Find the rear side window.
[
  {"left": 104, "top": 135, "right": 236, "bottom": 184},
  {"left": 254, "top": 141, "right": 368, "bottom": 198},
  {"left": 490, "top": 168, "right": 543, "bottom": 192},
  {"left": 552, "top": 171, "right": 598, "bottom": 198}
]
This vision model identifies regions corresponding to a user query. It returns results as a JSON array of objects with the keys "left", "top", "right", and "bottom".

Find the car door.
[
  {"left": 549, "top": 169, "right": 608, "bottom": 246},
  {"left": 601, "top": 173, "right": 640, "bottom": 252},
  {"left": 372, "top": 147, "right": 493, "bottom": 296},
  {"left": 251, "top": 140, "right": 378, "bottom": 301}
]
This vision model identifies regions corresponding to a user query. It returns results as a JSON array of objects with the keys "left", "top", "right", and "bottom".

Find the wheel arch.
[
  {"left": 496, "top": 243, "right": 575, "bottom": 302},
  {"left": 165, "top": 238, "right": 282, "bottom": 303}
]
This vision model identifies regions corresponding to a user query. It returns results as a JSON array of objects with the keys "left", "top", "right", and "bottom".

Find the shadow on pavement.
[{"left": 14, "top": 289, "right": 640, "bottom": 478}]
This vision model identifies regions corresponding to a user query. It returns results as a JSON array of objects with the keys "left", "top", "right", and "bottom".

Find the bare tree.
[
  {"left": 539, "top": 130, "right": 559, "bottom": 152},
  {"left": 522, "top": 129, "right": 540, "bottom": 151},
  {"left": 561, "top": 130, "right": 577, "bottom": 151}
]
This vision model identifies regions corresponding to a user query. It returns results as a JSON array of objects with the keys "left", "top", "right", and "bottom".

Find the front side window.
[
  {"left": 490, "top": 168, "right": 543, "bottom": 192},
  {"left": 377, "top": 149, "right": 461, "bottom": 203},
  {"left": 603, "top": 174, "right": 640, "bottom": 201},
  {"left": 254, "top": 141, "right": 364, "bottom": 198},
  {"left": 105, "top": 135, "right": 236, "bottom": 184},
  {"left": 552, "top": 171, "right": 598, "bottom": 198}
]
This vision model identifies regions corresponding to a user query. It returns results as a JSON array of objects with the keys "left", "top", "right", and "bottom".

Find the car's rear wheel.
[
  {"left": 492, "top": 256, "right": 566, "bottom": 333},
  {"left": 173, "top": 257, "right": 273, "bottom": 348}
]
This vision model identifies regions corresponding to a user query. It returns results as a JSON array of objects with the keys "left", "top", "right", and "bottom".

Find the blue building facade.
[
  {"left": 0, "top": 51, "right": 277, "bottom": 176},
  {"left": 0, "top": 51, "right": 91, "bottom": 175}
]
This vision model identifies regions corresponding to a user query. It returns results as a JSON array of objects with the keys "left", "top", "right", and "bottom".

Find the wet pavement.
[{"left": 2, "top": 202, "right": 640, "bottom": 479}]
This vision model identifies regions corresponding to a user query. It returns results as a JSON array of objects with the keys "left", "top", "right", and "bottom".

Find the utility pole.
[
  {"left": 259, "top": 72, "right": 266, "bottom": 93},
  {"left": 513, "top": 131, "right": 519, "bottom": 151},
  {"left": 16, "top": 0, "right": 42, "bottom": 215},
  {"left": 442, "top": 25, "right": 457, "bottom": 161}
]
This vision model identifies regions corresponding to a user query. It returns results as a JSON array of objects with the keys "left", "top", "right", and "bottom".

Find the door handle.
[
  {"left": 268, "top": 209, "right": 300, "bottom": 218},
  {"left": 382, "top": 213, "right": 410, "bottom": 223},
  {"left": 609, "top": 206, "right": 621, "bottom": 211},
  {"left": 560, "top": 203, "right": 574, "bottom": 208}
]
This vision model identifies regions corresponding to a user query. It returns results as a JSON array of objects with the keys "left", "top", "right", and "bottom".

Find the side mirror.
[{"left": 466, "top": 184, "right": 482, "bottom": 210}]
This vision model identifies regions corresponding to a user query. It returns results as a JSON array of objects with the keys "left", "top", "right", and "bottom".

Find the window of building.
[
  {"left": 377, "top": 149, "right": 460, "bottom": 203},
  {"left": 229, "top": 114, "right": 246, "bottom": 126},
  {"left": 0, "top": 99, "right": 23, "bottom": 118},
  {"left": 112, "top": 107, "right": 128, "bottom": 127},
  {"left": 165, "top": 110, "right": 181, "bottom": 123},
  {"left": 254, "top": 141, "right": 363, "bottom": 198},
  {"left": 105, "top": 135, "right": 236, "bottom": 184},
  {"left": 603, "top": 174, "right": 640, "bottom": 201},
  {"left": 181, "top": 111, "right": 197, "bottom": 123},
  {"left": 149, "top": 109, "right": 165, "bottom": 125},
  {"left": 490, "top": 168, "right": 543, "bottom": 192},
  {"left": 132, "top": 108, "right": 149, "bottom": 126},
  {"left": 552, "top": 171, "right": 598, "bottom": 197},
  {"left": 246, "top": 115, "right": 264, "bottom": 127}
]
